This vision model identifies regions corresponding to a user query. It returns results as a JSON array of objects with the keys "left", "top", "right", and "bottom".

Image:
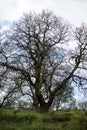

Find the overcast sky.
[{"left": 0, "top": 0, "right": 87, "bottom": 27}]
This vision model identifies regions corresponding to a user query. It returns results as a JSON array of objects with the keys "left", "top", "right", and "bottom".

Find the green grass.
[{"left": 0, "top": 109, "right": 87, "bottom": 130}]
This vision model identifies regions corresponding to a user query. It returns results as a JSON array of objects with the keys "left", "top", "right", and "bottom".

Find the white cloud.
[
  {"left": 52, "top": 0, "right": 87, "bottom": 26},
  {"left": 0, "top": 0, "right": 87, "bottom": 26}
]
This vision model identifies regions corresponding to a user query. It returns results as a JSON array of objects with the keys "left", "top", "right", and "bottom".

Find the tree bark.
[{"left": 39, "top": 103, "right": 50, "bottom": 113}]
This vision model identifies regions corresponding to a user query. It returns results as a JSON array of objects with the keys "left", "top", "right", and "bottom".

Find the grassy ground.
[{"left": 0, "top": 109, "right": 87, "bottom": 130}]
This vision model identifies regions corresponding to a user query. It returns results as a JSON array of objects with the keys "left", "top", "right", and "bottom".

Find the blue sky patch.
[{"left": 0, "top": 20, "right": 11, "bottom": 27}]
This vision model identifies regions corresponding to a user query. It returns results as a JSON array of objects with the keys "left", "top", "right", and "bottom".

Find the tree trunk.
[
  {"left": 39, "top": 103, "right": 50, "bottom": 113},
  {"left": 39, "top": 97, "right": 54, "bottom": 113},
  {"left": 34, "top": 88, "right": 54, "bottom": 112}
]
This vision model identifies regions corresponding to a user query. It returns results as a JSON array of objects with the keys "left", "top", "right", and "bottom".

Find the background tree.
[
  {"left": 1, "top": 11, "right": 87, "bottom": 112},
  {"left": 51, "top": 85, "right": 73, "bottom": 110}
]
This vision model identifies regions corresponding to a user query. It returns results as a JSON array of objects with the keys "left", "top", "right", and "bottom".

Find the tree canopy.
[{"left": 0, "top": 10, "right": 87, "bottom": 112}]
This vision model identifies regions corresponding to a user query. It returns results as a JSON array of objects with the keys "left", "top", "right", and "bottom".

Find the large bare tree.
[{"left": 1, "top": 11, "right": 87, "bottom": 112}]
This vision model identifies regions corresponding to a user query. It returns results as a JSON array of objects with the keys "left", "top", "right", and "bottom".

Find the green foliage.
[{"left": 0, "top": 109, "right": 87, "bottom": 130}]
